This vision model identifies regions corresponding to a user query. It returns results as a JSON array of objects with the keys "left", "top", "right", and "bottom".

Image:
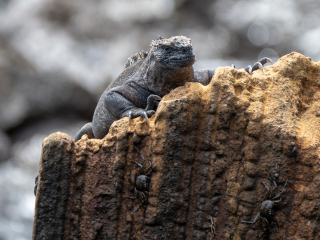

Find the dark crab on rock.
[
  {"left": 242, "top": 179, "right": 288, "bottom": 226},
  {"left": 125, "top": 147, "right": 152, "bottom": 214}
]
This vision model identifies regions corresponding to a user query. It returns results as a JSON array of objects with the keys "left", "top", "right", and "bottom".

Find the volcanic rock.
[{"left": 33, "top": 52, "right": 320, "bottom": 240}]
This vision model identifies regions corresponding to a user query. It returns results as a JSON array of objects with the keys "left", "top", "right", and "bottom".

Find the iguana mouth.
[{"left": 166, "top": 55, "right": 195, "bottom": 66}]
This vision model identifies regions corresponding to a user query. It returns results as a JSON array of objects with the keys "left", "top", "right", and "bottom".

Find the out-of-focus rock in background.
[{"left": 0, "top": 0, "right": 320, "bottom": 239}]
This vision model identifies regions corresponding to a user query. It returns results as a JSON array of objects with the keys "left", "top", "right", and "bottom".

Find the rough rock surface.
[{"left": 33, "top": 52, "right": 320, "bottom": 240}]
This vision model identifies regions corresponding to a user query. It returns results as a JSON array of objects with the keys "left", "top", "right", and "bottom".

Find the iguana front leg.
[
  {"left": 124, "top": 95, "right": 161, "bottom": 125},
  {"left": 105, "top": 83, "right": 161, "bottom": 126}
]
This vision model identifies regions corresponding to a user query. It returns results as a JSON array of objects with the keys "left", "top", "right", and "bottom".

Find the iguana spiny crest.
[{"left": 124, "top": 51, "right": 149, "bottom": 69}]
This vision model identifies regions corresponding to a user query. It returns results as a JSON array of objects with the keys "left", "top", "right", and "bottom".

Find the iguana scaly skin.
[{"left": 74, "top": 35, "right": 215, "bottom": 141}]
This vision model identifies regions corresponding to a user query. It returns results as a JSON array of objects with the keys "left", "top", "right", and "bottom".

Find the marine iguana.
[{"left": 74, "top": 35, "right": 272, "bottom": 141}]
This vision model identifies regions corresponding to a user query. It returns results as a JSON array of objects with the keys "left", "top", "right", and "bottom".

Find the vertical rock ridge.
[{"left": 33, "top": 132, "right": 73, "bottom": 239}]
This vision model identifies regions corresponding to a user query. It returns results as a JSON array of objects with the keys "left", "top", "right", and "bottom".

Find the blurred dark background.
[{"left": 0, "top": 0, "right": 319, "bottom": 239}]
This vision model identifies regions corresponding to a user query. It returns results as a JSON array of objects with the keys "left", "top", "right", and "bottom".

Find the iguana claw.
[
  {"left": 127, "top": 109, "right": 156, "bottom": 126},
  {"left": 245, "top": 65, "right": 252, "bottom": 74},
  {"left": 252, "top": 62, "right": 263, "bottom": 72},
  {"left": 124, "top": 94, "right": 161, "bottom": 127},
  {"left": 259, "top": 57, "right": 273, "bottom": 65},
  {"left": 146, "top": 94, "right": 161, "bottom": 111},
  {"left": 245, "top": 57, "right": 273, "bottom": 74}
]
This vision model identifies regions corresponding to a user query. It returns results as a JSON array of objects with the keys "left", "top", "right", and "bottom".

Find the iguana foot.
[
  {"left": 124, "top": 109, "right": 156, "bottom": 126},
  {"left": 124, "top": 95, "right": 161, "bottom": 126},
  {"left": 146, "top": 94, "right": 161, "bottom": 111},
  {"left": 244, "top": 57, "right": 273, "bottom": 74}
]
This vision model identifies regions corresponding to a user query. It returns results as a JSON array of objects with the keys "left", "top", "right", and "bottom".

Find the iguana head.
[{"left": 150, "top": 35, "right": 195, "bottom": 68}]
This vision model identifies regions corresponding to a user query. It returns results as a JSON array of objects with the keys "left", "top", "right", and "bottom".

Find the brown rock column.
[
  {"left": 33, "top": 52, "right": 320, "bottom": 240},
  {"left": 33, "top": 133, "right": 73, "bottom": 239}
]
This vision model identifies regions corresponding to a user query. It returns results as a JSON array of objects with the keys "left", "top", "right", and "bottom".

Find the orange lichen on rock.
[{"left": 33, "top": 52, "right": 320, "bottom": 240}]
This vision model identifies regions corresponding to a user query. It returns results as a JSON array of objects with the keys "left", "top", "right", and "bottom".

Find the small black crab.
[
  {"left": 242, "top": 179, "right": 288, "bottom": 226},
  {"left": 125, "top": 147, "right": 152, "bottom": 214}
]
